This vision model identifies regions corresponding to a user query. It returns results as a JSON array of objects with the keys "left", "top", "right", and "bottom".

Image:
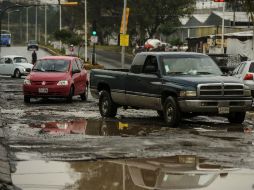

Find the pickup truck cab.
[{"left": 90, "top": 52, "right": 253, "bottom": 127}]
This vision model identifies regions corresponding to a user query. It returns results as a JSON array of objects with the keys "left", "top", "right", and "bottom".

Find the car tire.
[
  {"left": 14, "top": 69, "right": 21, "bottom": 78},
  {"left": 80, "top": 84, "right": 88, "bottom": 101},
  {"left": 66, "top": 86, "right": 74, "bottom": 103},
  {"left": 24, "top": 96, "right": 30, "bottom": 103},
  {"left": 227, "top": 112, "right": 246, "bottom": 124},
  {"left": 99, "top": 90, "right": 117, "bottom": 117},
  {"left": 163, "top": 96, "right": 181, "bottom": 127}
]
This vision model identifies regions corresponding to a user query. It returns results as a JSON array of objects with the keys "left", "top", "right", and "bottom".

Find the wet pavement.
[{"left": 0, "top": 48, "right": 254, "bottom": 190}]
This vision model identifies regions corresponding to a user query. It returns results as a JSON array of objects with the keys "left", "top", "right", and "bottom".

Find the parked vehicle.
[
  {"left": 23, "top": 56, "right": 89, "bottom": 103},
  {"left": 0, "top": 55, "right": 33, "bottom": 78},
  {"left": 0, "top": 30, "right": 11, "bottom": 46},
  {"left": 90, "top": 52, "right": 253, "bottom": 127},
  {"left": 231, "top": 61, "right": 254, "bottom": 99},
  {"left": 207, "top": 54, "right": 241, "bottom": 74},
  {"left": 27, "top": 40, "right": 39, "bottom": 51}
]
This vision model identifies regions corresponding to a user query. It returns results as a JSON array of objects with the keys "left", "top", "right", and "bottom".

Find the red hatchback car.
[{"left": 23, "top": 56, "right": 89, "bottom": 103}]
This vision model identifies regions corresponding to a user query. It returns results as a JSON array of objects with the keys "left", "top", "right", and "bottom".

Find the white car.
[
  {"left": 232, "top": 61, "right": 254, "bottom": 98},
  {"left": 0, "top": 55, "right": 33, "bottom": 78}
]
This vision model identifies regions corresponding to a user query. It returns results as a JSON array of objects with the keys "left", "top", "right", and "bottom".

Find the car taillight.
[{"left": 244, "top": 73, "right": 253, "bottom": 80}]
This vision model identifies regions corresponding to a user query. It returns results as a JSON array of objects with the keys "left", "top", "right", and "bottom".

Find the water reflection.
[
  {"left": 30, "top": 119, "right": 162, "bottom": 136},
  {"left": 12, "top": 155, "right": 254, "bottom": 190}
]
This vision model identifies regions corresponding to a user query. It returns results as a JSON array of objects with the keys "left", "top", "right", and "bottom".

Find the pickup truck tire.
[
  {"left": 227, "top": 112, "right": 246, "bottom": 124},
  {"left": 157, "top": 110, "right": 164, "bottom": 118},
  {"left": 99, "top": 90, "right": 117, "bottom": 117},
  {"left": 163, "top": 96, "right": 181, "bottom": 127}
]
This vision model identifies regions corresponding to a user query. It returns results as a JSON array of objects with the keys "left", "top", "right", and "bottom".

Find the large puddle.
[
  {"left": 29, "top": 119, "right": 165, "bottom": 136},
  {"left": 11, "top": 155, "right": 254, "bottom": 190},
  {"left": 29, "top": 119, "right": 254, "bottom": 137}
]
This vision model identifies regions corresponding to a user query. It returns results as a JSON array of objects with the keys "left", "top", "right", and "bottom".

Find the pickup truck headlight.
[
  {"left": 243, "top": 86, "right": 251, "bottom": 96},
  {"left": 180, "top": 90, "right": 197, "bottom": 97},
  {"left": 57, "top": 80, "right": 68, "bottom": 86},
  {"left": 24, "top": 79, "right": 31, "bottom": 85}
]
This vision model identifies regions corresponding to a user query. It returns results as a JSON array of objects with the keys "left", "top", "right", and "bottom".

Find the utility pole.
[
  {"left": 121, "top": 0, "right": 127, "bottom": 68},
  {"left": 221, "top": 1, "right": 225, "bottom": 54},
  {"left": 35, "top": 6, "right": 37, "bottom": 41},
  {"left": 84, "top": 0, "right": 87, "bottom": 62},
  {"left": 45, "top": 5, "right": 47, "bottom": 45}
]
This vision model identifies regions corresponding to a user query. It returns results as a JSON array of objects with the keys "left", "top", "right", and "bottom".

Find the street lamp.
[
  {"left": 7, "top": 9, "right": 19, "bottom": 32},
  {"left": 26, "top": 6, "right": 33, "bottom": 43}
]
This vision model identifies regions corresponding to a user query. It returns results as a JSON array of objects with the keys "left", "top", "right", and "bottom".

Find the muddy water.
[
  {"left": 29, "top": 119, "right": 164, "bottom": 136},
  {"left": 11, "top": 155, "right": 254, "bottom": 190}
]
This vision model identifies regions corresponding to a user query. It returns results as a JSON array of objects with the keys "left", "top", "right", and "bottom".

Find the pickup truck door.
[{"left": 126, "top": 56, "right": 162, "bottom": 110}]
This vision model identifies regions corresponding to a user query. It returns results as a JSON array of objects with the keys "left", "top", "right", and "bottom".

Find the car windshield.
[
  {"left": 249, "top": 62, "right": 254, "bottom": 73},
  {"left": 13, "top": 57, "right": 28, "bottom": 63},
  {"left": 33, "top": 59, "right": 70, "bottom": 72},
  {"left": 29, "top": 40, "right": 37, "bottom": 44},
  {"left": 161, "top": 55, "right": 222, "bottom": 76}
]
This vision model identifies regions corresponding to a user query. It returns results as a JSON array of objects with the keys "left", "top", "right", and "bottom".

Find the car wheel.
[
  {"left": 14, "top": 69, "right": 21, "bottom": 78},
  {"left": 163, "top": 96, "right": 181, "bottom": 127},
  {"left": 66, "top": 86, "right": 74, "bottom": 103},
  {"left": 80, "top": 84, "right": 88, "bottom": 101},
  {"left": 24, "top": 95, "right": 30, "bottom": 103},
  {"left": 227, "top": 112, "right": 246, "bottom": 124},
  {"left": 99, "top": 90, "right": 117, "bottom": 117}
]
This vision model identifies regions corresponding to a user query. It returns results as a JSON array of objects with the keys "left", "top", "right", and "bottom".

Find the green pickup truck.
[{"left": 90, "top": 52, "right": 253, "bottom": 127}]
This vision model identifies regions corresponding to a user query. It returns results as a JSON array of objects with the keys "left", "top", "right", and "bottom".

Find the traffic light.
[{"left": 92, "top": 20, "right": 97, "bottom": 36}]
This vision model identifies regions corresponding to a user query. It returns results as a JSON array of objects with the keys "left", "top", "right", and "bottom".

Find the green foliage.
[
  {"left": 54, "top": 29, "right": 83, "bottom": 46},
  {"left": 170, "top": 38, "right": 183, "bottom": 46}
]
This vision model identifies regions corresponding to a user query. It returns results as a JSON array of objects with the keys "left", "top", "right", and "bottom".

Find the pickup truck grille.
[{"left": 198, "top": 83, "right": 244, "bottom": 96}]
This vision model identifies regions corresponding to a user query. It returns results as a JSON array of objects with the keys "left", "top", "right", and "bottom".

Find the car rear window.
[
  {"left": 33, "top": 59, "right": 70, "bottom": 72},
  {"left": 249, "top": 62, "right": 254, "bottom": 73}
]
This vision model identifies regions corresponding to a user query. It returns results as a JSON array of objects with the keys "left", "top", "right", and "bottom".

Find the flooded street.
[{"left": 1, "top": 75, "right": 254, "bottom": 189}]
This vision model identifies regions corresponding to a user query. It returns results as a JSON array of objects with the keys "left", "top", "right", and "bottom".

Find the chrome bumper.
[{"left": 178, "top": 99, "right": 253, "bottom": 113}]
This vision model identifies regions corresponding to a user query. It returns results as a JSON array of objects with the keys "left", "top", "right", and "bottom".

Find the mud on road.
[{"left": 1, "top": 76, "right": 254, "bottom": 189}]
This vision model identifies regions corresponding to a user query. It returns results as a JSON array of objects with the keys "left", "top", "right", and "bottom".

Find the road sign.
[
  {"left": 90, "top": 36, "right": 98, "bottom": 43},
  {"left": 120, "top": 34, "right": 129, "bottom": 47}
]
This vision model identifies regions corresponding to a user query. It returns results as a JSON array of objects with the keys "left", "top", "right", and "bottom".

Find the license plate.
[
  {"left": 218, "top": 107, "right": 229, "bottom": 114},
  {"left": 38, "top": 88, "right": 48, "bottom": 93}
]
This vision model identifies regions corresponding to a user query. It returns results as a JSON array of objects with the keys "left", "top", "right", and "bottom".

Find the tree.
[{"left": 128, "top": 0, "right": 195, "bottom": 40}]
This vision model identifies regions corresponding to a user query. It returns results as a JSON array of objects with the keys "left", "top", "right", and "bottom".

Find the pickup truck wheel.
[
  {"left": 157, "top": 110, "right": 164, "bottom": 118},
  {"left": 163, "top": 96, "right": 181, "bottom": 127},
  {"left": 99, "top": 90, "right": 117, "bottom": 117},
  {"left": 227, "top": 112, "right": 246, "bottom": 124}
]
